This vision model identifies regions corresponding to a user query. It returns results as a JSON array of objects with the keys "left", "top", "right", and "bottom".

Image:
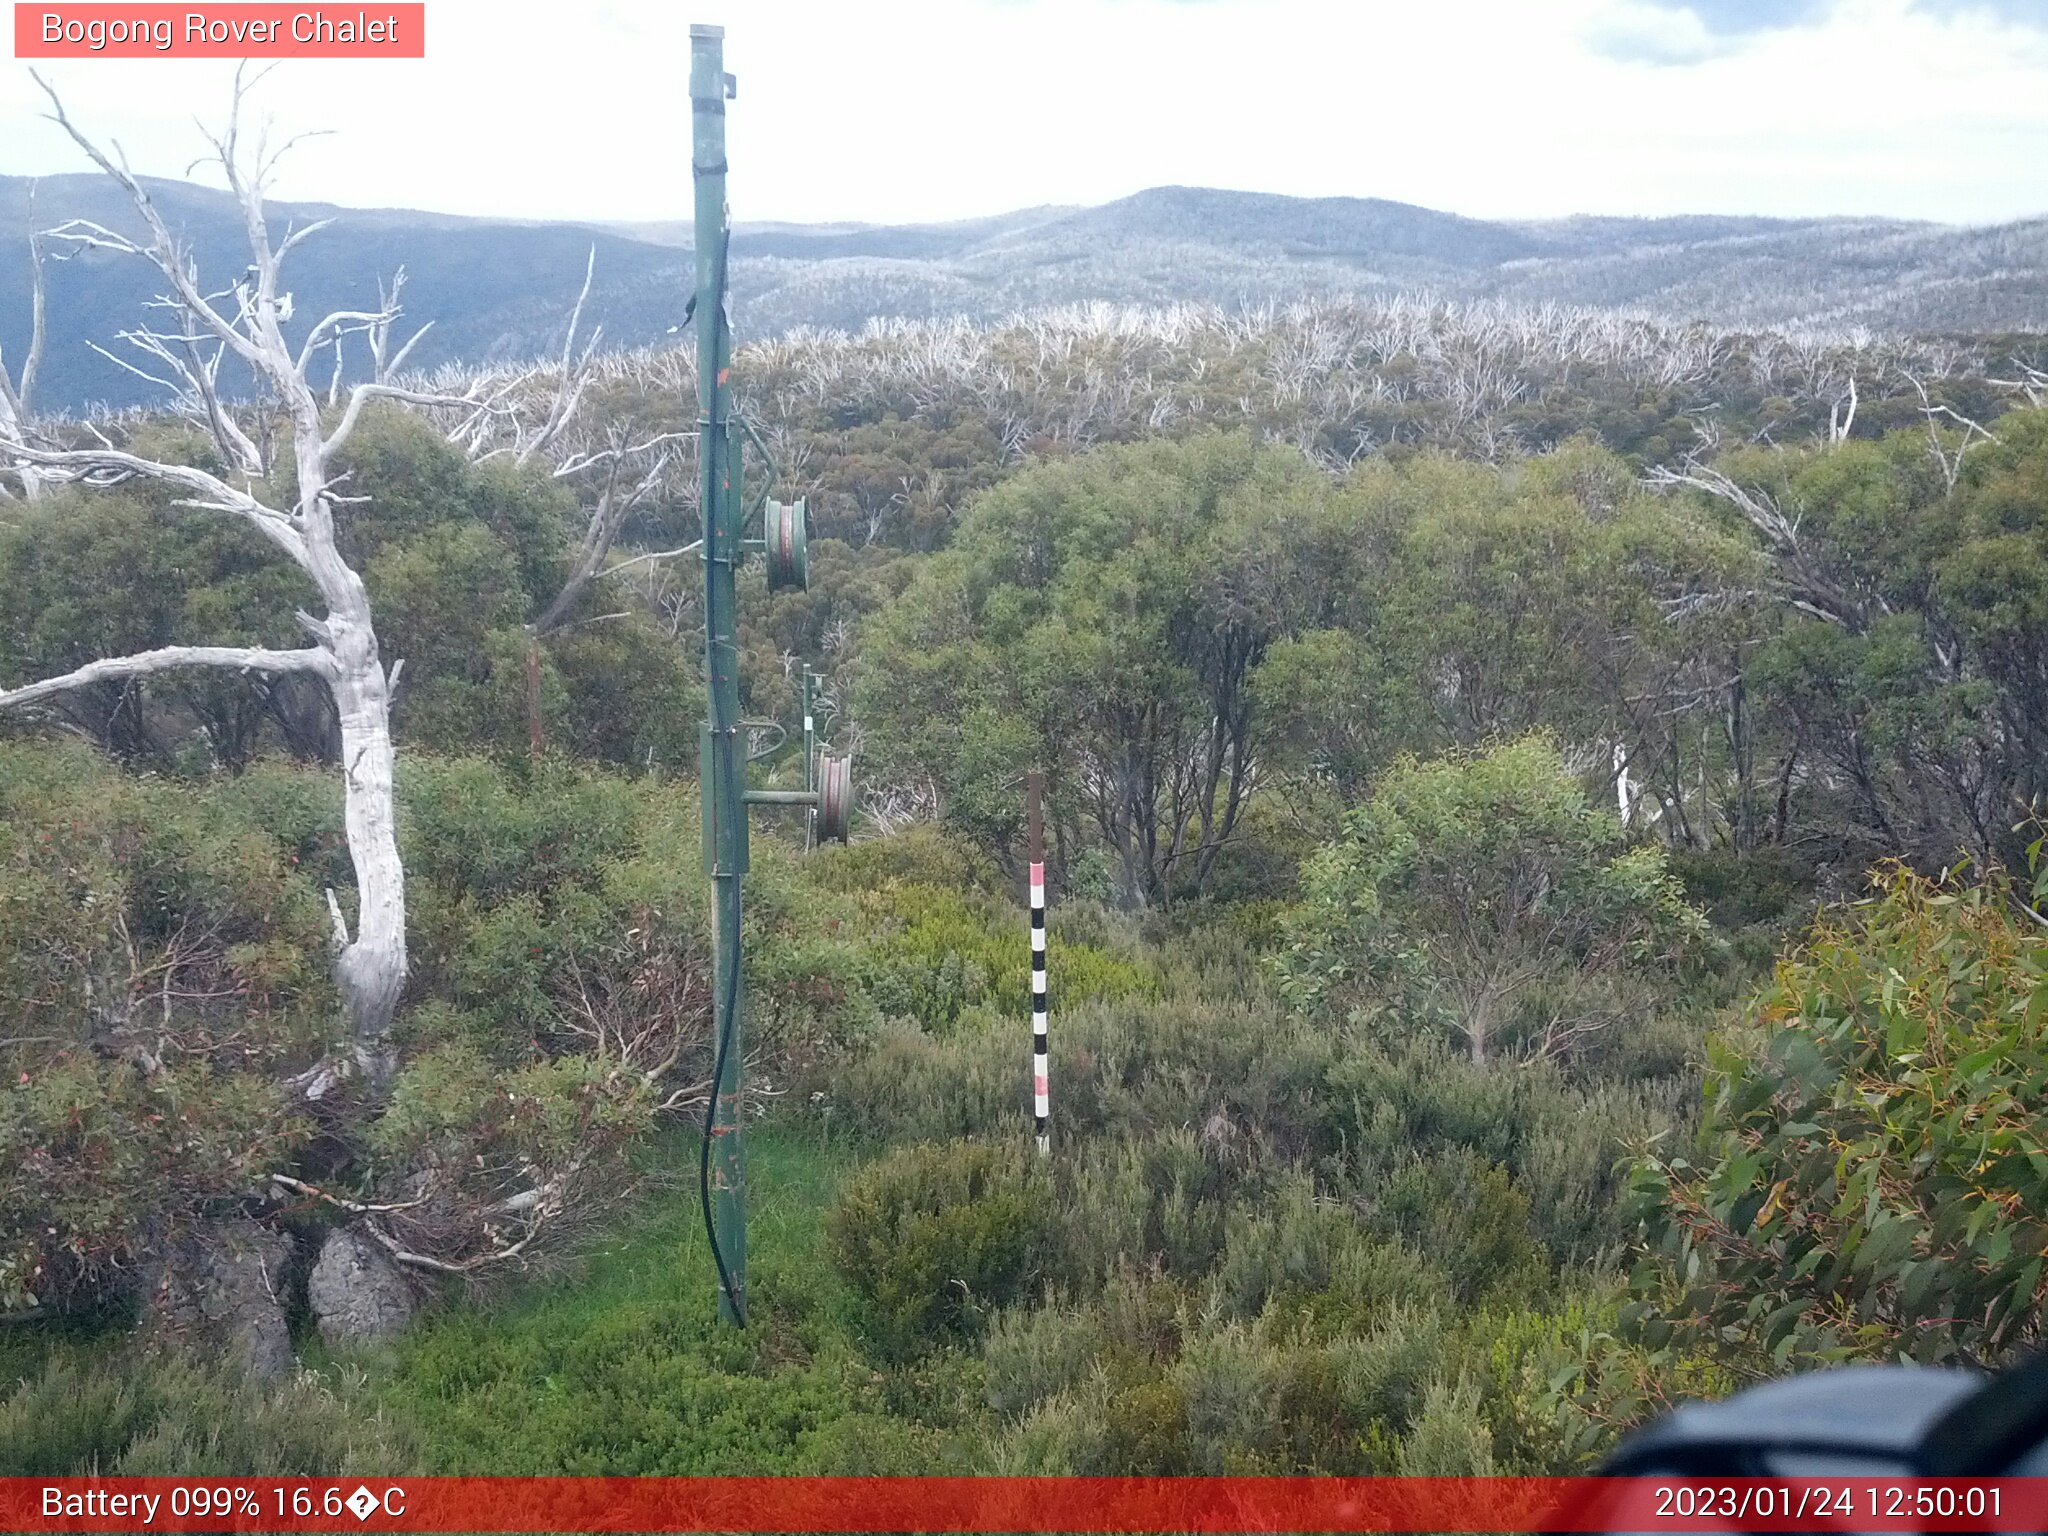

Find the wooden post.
[
  {"left": 525, "top": 638, "right": 545, "bottom": 759},
  {"left": 1027, "top": 770, "right": 1049, "bottom": 1155}
]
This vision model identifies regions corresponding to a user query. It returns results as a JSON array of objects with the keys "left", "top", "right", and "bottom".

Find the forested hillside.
[
  {"left": 9, "top": 170, "right": 2048, "bottom": 412},
  {"left": 4, "top": 122, "right": 2048, "bottom": 1479}
]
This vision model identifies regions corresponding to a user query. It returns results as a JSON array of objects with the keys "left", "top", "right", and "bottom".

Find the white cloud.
[
  {"left": 0, "top": 0, "right": 2042, "bottom": 226},
  {"left": 1584, "top": 1, "right": 1738, "bottom": 64},
  {"left": 1912, "top": 0, "right": 2048, "bottom": 28}
]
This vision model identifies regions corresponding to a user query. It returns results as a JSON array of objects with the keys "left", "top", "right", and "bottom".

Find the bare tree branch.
[
  {"left": 596, "top": 538, "right": 704, "bottom": 580},
  {"left": 508, "top": 245, "right": 600, "bottom": 468},
  {"left": 1902, "top": 369, "right": 1999, "bottom": 496},
  {"left": 322, "top": 381, "right": 495, "bottom": 465},
  {"left": 0, "top": 644, "right": 332, "bottom": 709},
  {"left": 30, "top": 71, "right": 269, "bottom": 375},
  {"left": 268, "top": 1173, "right": 426, "bottom": 1215},
  {"left": 295, "top": 305, "right": 394, "bottom": 376},
  {"left": 550, "top": 429, "right": 693, "bottom": 481},
  {"left": 532, "top": 442, "right": 675, "bottom": 636},
  {"left": 1989, "top": 363, "right": 2048, "bottom": 408},
  {"left": 0, "top": 441, "right": 307, "bottom": 558},
  {"left": 1644, "top": 457, "right": 1868, "bottom": 631}
]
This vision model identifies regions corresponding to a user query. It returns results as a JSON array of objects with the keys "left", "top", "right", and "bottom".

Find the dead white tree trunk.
[
  {"left": 1644, "top": 456, "right": 1872, "bottom": 633},
  {"left": 1989, "top": 363, "right": 2048, "bottom": 409},
  {"left": 1827, "top": 373, "right": 1857, "bottom": 445},
  {"left": 0, "top": 187, "right": 49, "bottom": 501},
  {"left": 1612, "top": 740, "right": 1639, "bottom": 828},
  {"left": 1902, "top": 369, "right": 1999, "bottom": 498},
  {"left": 0, "top": 72, "right": 486, "bottom": 1087}
]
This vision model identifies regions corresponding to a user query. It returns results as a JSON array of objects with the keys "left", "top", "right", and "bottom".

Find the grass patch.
[{"left": 364, "top": 1125, "right": 985, "bottom": 1474}]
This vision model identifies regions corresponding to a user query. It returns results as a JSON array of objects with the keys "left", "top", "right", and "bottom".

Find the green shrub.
[
  {"left": 1053, "top": 1129, "right": 1229, "bottom": 1284},
  {"left": 1270, "top": 1346, "right": 1384, "bottom": 1472},
  {"left": 1395, "top": 1375, "right": 1496, "bottom": 1474},
  {"left": 1515, "top": 1080, "right": 1677, "bottom": 1265},
  {"left": 1320, "top": 1305, "right": 1449, "bottom": 1433},
  {"left": 1378, "top": 1148, "right": 1551, "bottom": 1307},
  {"left": 799, "top": 1412, "right": 960, "bottom": 1474},
  {"left": 807, "top": 1015, "right": 1023, "bottom": 1144},
  {"left": 0, "top": 1350, "right": 415, "bottom": 1475},
  {"left": 0, "top": 742, "right": 325, "bottom": 1313},
  {"left": 374, "top": 1132, "right": 976, "bottom": 1476},
  {"left": 985, "top": 1376, "right": 1111, "bottom": 1474},
  {"left": 981, "top": 1301, "right": 1109, "bottom": 1420},
  {"left": 1668, "top": 844, "right": 1817, "bottom": 936},
  {"left": 828, "top": 1141, "right": 1054, "bottom": 1355},
  {"left": 1172, "top": 1324, "right": 1284, "bottom": 1472},
  {"left": 862, "top": 884, "right": 1008, "bottom": 1031},
  {"left": 1321, "top": 1039, "right": 1676, "bottom": 1267},
  {"left": 1274, "top": 735, "right": 1708, "bottom": 1067},
  {"left": 1100, "top": 1377, "right": 1197, "bottom": 1474},
  {"left": 1209, "top": 1178, "right": 1439, "bottom": 1330},
  {"left": 857, "top": 880, "right": 1155, "bottom": 1033},
  {"left": 0, "top": 1349, "right": 154, "bottom": 1475},
  {"left": 1463, "top": 1298, "right": 1644, "bottom": 1473},
  {"left": 807, "top": 826, "right": 998, "bottom": 897},
  {"left": 1033, "top": 996, "right": 1340, "bottom": 1157},
  {"left": 1634, "top": 859, "right": 2048, "bottom": 1372}
]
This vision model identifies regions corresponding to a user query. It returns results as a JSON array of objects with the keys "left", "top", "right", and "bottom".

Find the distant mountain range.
[{"left": 4, "top": 175, "right": 2045, "bottom": 414}]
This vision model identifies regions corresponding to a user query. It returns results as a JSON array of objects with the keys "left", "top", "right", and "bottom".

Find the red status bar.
[{"left": 5, "top": 1476, "right": 2044, "bottom": 1532}]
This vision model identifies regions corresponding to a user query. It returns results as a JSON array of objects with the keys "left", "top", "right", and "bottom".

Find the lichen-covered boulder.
[
  {"left": 307, "top": 1226, "right": 415, "bottom": 1348},
  {"left": 139, "top": 1217, "right": 293, "bottom": 1381}
]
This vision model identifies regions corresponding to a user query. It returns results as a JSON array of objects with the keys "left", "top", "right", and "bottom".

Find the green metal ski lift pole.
[
  {"left": 691, "top": 20, "right": 749, "bottom": 1328},
  {"left": 691, "top": 21, "right": 850, "bottom": 1328}
]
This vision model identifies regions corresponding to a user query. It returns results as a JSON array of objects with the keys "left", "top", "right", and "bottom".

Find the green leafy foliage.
[
  {"left": 1275, "top": 736, "right": 1709, "bottom": 1066},
  {"left": 857, "top": 432, "right": 1336, "bottom": 904},
  {"left": 0, "top": 407, "right": 695, "bottom": 772},
  {"left": 6, "top": 325, "right": 2047, "bottom": 1487},
  {"left": 1634, "top": 857, "right": 2048, "bottom": 1371},
  {"left": 377, "top": 1133, "right": 975, "bottom": 1475},
  {"left": 859, "top": 883, "right": 1155, "bottom": 1032}
]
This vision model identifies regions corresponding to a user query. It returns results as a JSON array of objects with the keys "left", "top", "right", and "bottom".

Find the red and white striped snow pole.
[{"left": 1027, "top": 770, "right": 1049, "bottom": 1155}]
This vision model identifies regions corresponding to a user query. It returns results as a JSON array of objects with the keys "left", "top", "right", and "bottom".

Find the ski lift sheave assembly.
[
  {"left": 725, "top": 417, "right": 847, "bottom": 841},
  {"left": 740, "top": 486, "right": 848, "bottom": 839},
  {"left": 719, "top": 478, "right": 850, "bottom": 849}
]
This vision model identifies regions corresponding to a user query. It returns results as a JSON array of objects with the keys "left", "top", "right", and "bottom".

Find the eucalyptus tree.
[
  {"left": 859, "top": 432, "right": 1327, "bottom": 904},
  {"left": 1275, "top": 736, "right": 1708, "bottom": 1068},
  {"left": 1649, "top": 410, "right": 2048, "bottom": 867}
]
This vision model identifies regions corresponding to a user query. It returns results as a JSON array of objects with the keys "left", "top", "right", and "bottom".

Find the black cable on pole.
[{"left": 698, "top": 918, "right": 745, "bottom": 1326}]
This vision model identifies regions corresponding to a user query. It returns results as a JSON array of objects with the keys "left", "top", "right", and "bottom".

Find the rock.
[
  {"left": 308, "top": 1226, "right": 415, "bottom": 1348},
  {"left": 140, "top": 1216, "right": 293, "bottom": 1381}
]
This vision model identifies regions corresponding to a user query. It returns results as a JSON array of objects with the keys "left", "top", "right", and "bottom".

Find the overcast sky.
[{"left": 3, "top": 0, "right": 2045, "bottom": 228}]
